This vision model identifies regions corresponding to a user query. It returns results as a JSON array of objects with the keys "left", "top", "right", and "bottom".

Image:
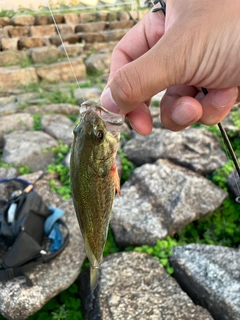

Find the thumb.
[{"left": 101, "top": 24, "right": 189, "bottom": 115}]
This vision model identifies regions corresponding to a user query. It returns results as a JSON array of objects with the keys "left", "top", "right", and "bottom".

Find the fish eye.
[{"left": 95, "top": 130, "right": 104, "bottom": 141}]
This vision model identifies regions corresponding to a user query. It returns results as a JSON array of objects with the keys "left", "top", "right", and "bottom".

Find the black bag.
[{"left": 0, "top": 178, "right": 69, "bottom": 286}]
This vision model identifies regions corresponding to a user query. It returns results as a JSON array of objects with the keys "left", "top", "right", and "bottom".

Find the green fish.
[{"left": 70, "top": 101, "right": 122, "bottom": 291}]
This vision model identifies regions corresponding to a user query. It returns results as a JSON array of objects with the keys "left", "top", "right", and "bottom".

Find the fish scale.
[{"left": 70, "top": 104, "right": 120, "bottom": 291}]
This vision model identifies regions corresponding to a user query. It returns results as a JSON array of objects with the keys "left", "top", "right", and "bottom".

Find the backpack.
[{"left": 0, "top": 176, "right": 69, "bottom": 286}]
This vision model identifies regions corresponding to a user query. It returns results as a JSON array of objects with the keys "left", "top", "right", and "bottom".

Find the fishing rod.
[{"left": 152, "top": 0, "right": 240, "bottom": 203}]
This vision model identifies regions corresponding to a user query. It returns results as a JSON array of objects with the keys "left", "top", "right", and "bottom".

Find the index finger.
[{"left": 108, "top": 10, "right": 165, "bottom": 81}]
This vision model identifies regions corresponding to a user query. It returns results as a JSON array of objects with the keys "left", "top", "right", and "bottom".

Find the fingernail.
[
  {"left": 101, "top": 87, "right": 120, "bottom": 113},
  {"left": 212, "top": 88, "right": 238, "bottom": 108},
  {"left": 171, "top": 102, "right": 198, "bottom": 125}
]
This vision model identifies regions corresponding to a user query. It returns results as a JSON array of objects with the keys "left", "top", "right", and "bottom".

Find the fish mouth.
[{"left": 80, "top": 100, "right": 124, "bottom": 134}]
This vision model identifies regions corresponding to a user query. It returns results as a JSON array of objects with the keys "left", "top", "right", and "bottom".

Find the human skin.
[{"left": 101, "top": 0, "right": 240, "bottom": 135}]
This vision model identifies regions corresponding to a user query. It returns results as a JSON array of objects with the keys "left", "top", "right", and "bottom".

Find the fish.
[{"left": 70, "top": 101, "right": 123, "bottom": 291}]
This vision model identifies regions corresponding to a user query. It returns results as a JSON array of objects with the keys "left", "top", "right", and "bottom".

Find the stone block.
[
  {"left": 58, "top": 43, "right": 84, "bottom": 57},
  {"left": 0, "top": 51, "right": 29, "bottom": 67},
  {"left": 56, "top": 24, "right": 74, "bottom": 35},
  {"left": 1, "top": 38, "right": 19, "bottom": 51},
  {"left": 0, "top": 67, "right": 38, "bottom": 91},
  {"left": 48, "top": 14, "right": 64, "bottom": 24},
  {"left": 129, "top": 10, "right": 139, "bottom": 21},
  {"left": 118, "top": 11, "right": 130, "bottom": 21},
  {"left": 36, "top": 57, "right": 86, "bottom": 82},
  {"left": 29, "top": 46, "right": 59, "bottom": 64},
  {"left": 79, "top": 32, "right": 107, "bottom": 43},
  {"left": 49, "top": 34, "right": 80, "bottom": 46},
  {"left": 79, "top": 12, "right": 97, "bottom": 23},
  {"left": 35, "top": 14, "right": 49, "bottom": 25},
  {"left": 11, "top": 15, "right": 35, "bottom": 26},
  {"left": 96, "top": 12, "right": 108, "bottom": 21},
  {"left": 108, "top": 20, "right": 134, "bottom": 30},
  {"left": 0, "top": 17, "right": 10, "bottom": 27},
  {"left": 2, "top": 26, "right": 13, "bottom": 38},
  {"left": 107, "top": 12, "right": 118, "bottom": 21},
  {"left": 18, "top": 37, "right": 45, "bottom": 50},
  {"left": 75, "top": 21, "right": 106, "bottom": 33},
  {"left": 30, "top": 25, "right": 56, "bottom": 37},
  {"left": 63, "top": 13, "right": 80, "bottom": 25},
  {"left": 8, "top": 26, "right": 30, "bottom": 38}
]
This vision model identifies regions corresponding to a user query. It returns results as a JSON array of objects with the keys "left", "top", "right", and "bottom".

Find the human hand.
[{"left": 101, "top": 0, "right": 240, "bottom": 134}]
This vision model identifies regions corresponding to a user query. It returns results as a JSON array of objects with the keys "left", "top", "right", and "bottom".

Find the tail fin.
[{"left": 90, "top": 266, "right": 100, "bottom": 291}]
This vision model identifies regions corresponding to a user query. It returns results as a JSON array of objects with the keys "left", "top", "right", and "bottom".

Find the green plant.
[
  {"left": 18, "top": 165, "right": 31, "bottom": 175},
  {"left": 33, "top": 114, "right": 42, "bottom": 131},
  {"left": 118, "top": 149, "right": 136, "bottom": 183},
  {"left": 20, "top": 55, "right": 33, "bottom": 68},
  {"left": 126, "top": 236, "right": 178, "bottom": 275}
]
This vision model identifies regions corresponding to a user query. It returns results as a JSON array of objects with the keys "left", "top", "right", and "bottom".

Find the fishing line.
[
  {"left": 47, "top": 1, "right": 86, "bottom": 102},
  {"left": 151, "top": 0, "right": 240, "bottom": 201}
]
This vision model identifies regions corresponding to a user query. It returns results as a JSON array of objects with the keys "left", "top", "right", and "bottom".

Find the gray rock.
[
  {"left": 3, "top": 131, "right": 58, "bottom": 171},
  {"left": 74, "top": 87, "right": 102, "bottom": 104},
  {"left": 228, "top": 168, "right": 240, "bottom": 200},
  {"left": 0, "top": 102, "right": 19, "bottom": 116},
  {"left": 28, "top": 46, "right": 59, "bottom": 64},
  {"left": 79, "top": 252, "right": 213, "bottom": 320},
  {"left": 0, "top": 131, "right": 4, "bottom": 148},
  {"left": 0, "top": 113, "right": 34, "bottom": 133},
  {"left": 123, "top": 127, "right": 227, "bottom": 174},
  {"left": 0, "top": 198, "right": 85, "bottom": 320},
  {"left": 111, "top": 159, "right": 227, "bottom": 246},
  {"left": 170, "top": 244, "right": 240, "bottom": 320},
  {"left": 221, "top": 106, "right": 240, "bottom": 135},
  {"left": 85, "top": 52, "right": 111, "bottom": 74},
  {"left": 0, "top": 51, "right": 29, "bottom": 67},
  {"left": 41, "top": 114, "right": 74, "bottom": 145},
  {"left": 36, "top": 57, "right": 86, "bottom": 82},
  {"left": 23, "top": 103, "right": 80, "bottom": 115},
  {"left": 0, "top": 167, "right": 17, "bottom": 179}
]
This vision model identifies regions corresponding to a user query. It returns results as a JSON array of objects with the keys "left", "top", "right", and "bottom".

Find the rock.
[
  {"left": 28, "top": 46, "right": 59, "bottom": 64},
  {"left": 129, "top": 11, "right": 139, "bottom": 21},
  {"left": 0, "top": 167, "right": 18, "bottom": 179},
  {"left": 107, "top": 12, "right": 118, "bottom": 21},
  {"left": 18, "top": 36, "right": 45, "bottom": 50},
  {"left": 74, "top": 87, "right": 102, "bottom": 104},
  {"left": 49, "top": 33, "right": 80, "bottom": 46},
  {"left": 56, "top": 24, "right": 74, "bottom": 35},
  {"left": 63, "top": 13, "right": 80, "bottom": 25},
  {"left": 30, "top": 25, "right": 56, "bottom": 37},
  {"left": 228, "top": 168, "right": 240, "bottom": 199},
  {"left": 10, "top": 15, "right": 35, "bottom": 26},
  {"left": 41, "top": 114, "right": 74, "bottom": 145},
  {"left": 2, "top": 26, "right": 13, "bottom": 37},
  {"left": 75, "top": 21, "right": 106, "bottom": 33},
  {"left": 0, "top": 51, "right": 29, "bottom": 67},
  {"left": 0, "top": 96, "right": 20, "bottom": 115},
  {"left": 0, "top": 113, "right": 33, "bottom": 133},
  {"left": 123, "top": 127, "right": 227, "bottom": 174},
  {"left": 48, "top": 14, "right": 64, "bottom": 25},
  {"left": 84, "top": 41, "right": 117, "bottom": 53},
  {"left": 36, "top": 57, "right": 86, "bottom": 82},
  {"left": 0, "top": 67, "right": 38, "bottom": 91},
  {"left": 1, "top": 38, "right": 18, "bottom": 51},
  {"left": 79, "top": 12, "right": 96, "bottom": 23},
  {"left": 23, "top": 103, "right": 80, "bottom": 115},
  {"left": 85, "top": 52, "right": 111, "bottom": 74},
  {"left": 221, "top": 107, "right": 240, "bottom": 135},
  {"left": 111, "top": 159, "right": 227, "bottom": 246},
  {"left": 79, "top": 252, "right": 213, "bottom": 320},
  {"left": 8, "top": 26, "right": 30, "bottom": 38},
  {"left": 108, "top": 20, "right": 134, "bottom": 29},
  {"left": 3, "top": 131, "right": 58, "bottom": 171},
  {"left": 0, "top": 17, "right": 10, "bottom": 27},
  {"left": 34, "top": 15, "right": 49, "bottom": 25},
  {"left": 0, "top": 198, "right": 85, "bottom": 320},
  {"left": 96, "top": 12, "right": 108, "bottom": 21},
  {"left": 118, "top": 11, "right": 131, "bottom": 21},
  {"left": 58, "top": 43, "right": 84, "bottom": 57},
  {"left": 170, "top": 244, "right": 240, "bottom": 320},
  {"left": 0, "top": 132, "right": 4, "bottom": 148},
  {"left": 79, "top": 29, "right": 126, "bottom": 43}
]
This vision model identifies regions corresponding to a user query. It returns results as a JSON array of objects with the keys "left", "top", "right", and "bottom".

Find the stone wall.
[{"left": 0, "top": 10, "right": 148, "bottom": 91}]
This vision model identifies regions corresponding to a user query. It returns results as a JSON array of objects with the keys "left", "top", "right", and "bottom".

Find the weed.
[
  {"left": 33, "top": 114, "right": 42, "bottom": 131},
  {"left": 20, "top": 55, "right": 33, "bottom": 68},
  {"left": 18, "top": 165, "right": 31, "bottom": 175},
  {"left": 118, "top": 148, "right": 136, "bottom": 183}
]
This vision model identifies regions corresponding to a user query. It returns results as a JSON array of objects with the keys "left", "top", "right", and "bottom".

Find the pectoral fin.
[{"left": 110, "top": 163, "right": 121, "bottom": 196}]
